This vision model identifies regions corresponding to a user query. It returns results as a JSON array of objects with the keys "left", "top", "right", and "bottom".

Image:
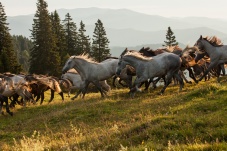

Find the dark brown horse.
[{"left": 24, "top": 74, "right": 64, "bottom": 105}]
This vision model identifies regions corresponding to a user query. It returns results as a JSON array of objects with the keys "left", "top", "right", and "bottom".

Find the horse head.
[
  {"left": 194, "top": 35, "right": 207, "bottom": 52},
  {"left": 62, "top": 56, "right": 75, "bottom": 74},
  {"left": 181, "top": 45, "right": 200, "bottom": 66},
  {"left": 139, "top": 47, "right": 156, "bottom": 57}
]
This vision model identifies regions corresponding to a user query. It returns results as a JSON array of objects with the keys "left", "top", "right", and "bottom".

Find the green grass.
[{"left": 1, "top": 78, "right": 227, "bottom": 150}]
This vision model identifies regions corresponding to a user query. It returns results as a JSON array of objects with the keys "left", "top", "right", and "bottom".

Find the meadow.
[{"left": 1, "top": 78, "right": 227, "bottom": 150}]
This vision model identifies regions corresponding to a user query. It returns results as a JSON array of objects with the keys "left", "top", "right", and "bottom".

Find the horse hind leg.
[
  {"left": 174, "top": 72, "right": 184, "bottom": 92},
  {"left": 71, "top": 89, "right": 82, "bottom": 100},
  {"left": 112, "top": 75, "right": 117, "bottom": 88},
  {"left": 130, "top": 76, "right": 147, "bottom": 98},
  {"left": 58, "top": 92, "right": 64, "bottom": 102},
  {"left": 93, "top": 81, "right": 106, "bottom": 98},
  {"left": 159, "top": 73, "right": 173, "bottom": 94},
  {"left": 48, "top": 90, "right": 54, "bottom": 104}
]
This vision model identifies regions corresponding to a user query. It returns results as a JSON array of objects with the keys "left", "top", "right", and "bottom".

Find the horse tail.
[{"left": 53, "top": 79, "right": 62, "bottom": 93}]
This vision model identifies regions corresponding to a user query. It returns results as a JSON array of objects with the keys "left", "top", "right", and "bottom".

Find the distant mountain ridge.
[{"left": 7, "top": 7, "right": 227, "bottom": 49}]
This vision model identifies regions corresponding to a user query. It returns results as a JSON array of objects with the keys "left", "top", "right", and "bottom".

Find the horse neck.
[
  {"left": 202, "top": 40, "right": 217, "bottom": 55},
  {"left": 72, "top": 59, "right": 90, "bottom": 79},
  {"left": 123, "top": 56, "right": 144, "bottom": 69}
]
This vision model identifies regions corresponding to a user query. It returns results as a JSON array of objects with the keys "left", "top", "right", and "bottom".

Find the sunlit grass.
[{"left": 1, "top": 77, "right": 227, "bottom": 150}]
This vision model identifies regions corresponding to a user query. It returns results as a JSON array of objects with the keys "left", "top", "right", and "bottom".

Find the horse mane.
[
  {"left": 120, "top": 48, "right": 138, "bottom": 58},
  {"left": 182, "top": 45, "right": 199, "bottom": 53},
  {"left": 203, "top": 36, "right": 223, "bottom": 47},
  {"left": 3, "top": 72, "right": 15, "bottom": 77},
  {"left": 67, "top": 68, "right": 78, "bottom": 74},
  {"left": 105, "top": 56, "right": 118, "bottom": 59},
  {"left": 124, "top": 51, "right": 152, "bottom": 61},
  {"left": 163, "top": 45, "right": 182, "bottom": 52},
  {"left": 70, "top": 54, "right": 98, "bottom": 64},
  {"left": 143, "top": 47, "right": 150, "bottom": 51}
]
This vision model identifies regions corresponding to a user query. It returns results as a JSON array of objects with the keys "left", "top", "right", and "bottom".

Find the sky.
[{"left": 1, "top": 0, "right": 227, "bottom": 19}]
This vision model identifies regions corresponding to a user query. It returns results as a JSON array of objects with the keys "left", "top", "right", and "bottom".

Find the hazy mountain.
[
  {"left": 8, "top": 15, "right": 33, "bottom": 38},
  {"left": 6, "top": 7, "right": 227, "bottom": 48},
  {"left": 176, "top": 17, "right": 227, "bottom": 34}
]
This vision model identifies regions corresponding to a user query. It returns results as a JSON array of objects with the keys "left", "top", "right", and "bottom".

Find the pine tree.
[
  {"left": 12, "top": 35, "right": 33, "bottom": 73},
  {"left": 50, "top": 10, "right": 67, "bottom": 66},
  {"left": 62, "top": 13, "right": 78, "bottom": 56},
  {"left": 77, "top": 21, "right": 90, "bottom": 55},
  {"left": 91, "top": 19, "right": 110, "bottom": 62},
  {"left": 29, "top": 0, "right": 61, "bottom": 76},
  {"left": 163, "top": 26, "right": 178, "bottom": 47},
  {"left": 0, "top": 2, "right": 21, "bottom": 73}
]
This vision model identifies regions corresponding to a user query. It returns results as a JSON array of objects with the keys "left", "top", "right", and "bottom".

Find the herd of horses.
[{"left": 1, "top": 35, "right": 226, "bottom": 116}]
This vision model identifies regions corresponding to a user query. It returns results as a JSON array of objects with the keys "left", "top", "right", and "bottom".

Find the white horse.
[
  {"left": 116, "top": 50, "right": 184, "bottom": 97},
  {"left": 62, "top": 55, "right": 117, "bottom": 98},
  {"left": 60, "top": 70, "right": 111, "bottom": 99},
  {"left": 194, "top": 35, "right": 227, "bottom": 82}
]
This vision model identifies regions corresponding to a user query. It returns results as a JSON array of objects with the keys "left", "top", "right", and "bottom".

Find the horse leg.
[
  {"left": 124, "top": 75, "right": 133, "bottom": 89},
  {"left": 9, "top": 94, "right": 18, "bottom": 108},
  {"left": 152, "top": 77, "right": 162, "bottom": 89},
  {"left": 48, "top": 90, "right": 55, "bottom": 104},
  {"left": 138, "top": 81, "right": 145, "bottom": 88},
  {"left": 35, "top": 93, "right": 41, "bottom": 103},
  {"left": 71, "top": 89, "right": 82, "bottom": 100},
  {"left": 112, "top": 75, "right": 117, "bottom": 87},
  {"left": 5, "top": 97, "right": 13, "bottom": 116},
  {"left": 219, "top": 63, "right": 225, "bottom": 76},
  {"left": 180, "top": 70, "right": 191, "bottom": 84},
  {"left": 216, "top": 65, "right": 222, "bottom": 83},
  {"left": 59, "top": 92, "right": 64, "bottom": 102},
  {"left": 130, "top": 76, "right": 147, "bottom": 98},
  {"left": 40, "top": 92, "right": 45, "bottom": 105},
  {"left": 92, "top": 81, "right": 106, "bottom": 98},
  {"left": 160, "top": 73, "right": 173, "bottom": 94},
  {"left": 199, "top": 62, "right": 218, "bottom": 81},
  {"left": 81, "top": 80, "right": 90, "bottom": 99},
  {"left": 174, "top": 72, "right": 184, "bottom": 92},
  {"left": 187, "top": 68, "right": 198, "bottom": 83},
  {"left": 118, "top": 79, "right": 128, "bottom": 87}
]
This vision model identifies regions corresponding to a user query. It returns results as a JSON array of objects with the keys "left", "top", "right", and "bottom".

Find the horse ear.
[
  {"left": 125, "top": 48, "right": 128, "bottom": 51},
  {"left": 200, "top": 35, "right": 203, "bottom": 40}
]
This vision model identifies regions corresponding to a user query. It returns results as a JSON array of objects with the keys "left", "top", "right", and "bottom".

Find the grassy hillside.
[{"left": 1, "top": 78, "right": 227, "bottom": 150}]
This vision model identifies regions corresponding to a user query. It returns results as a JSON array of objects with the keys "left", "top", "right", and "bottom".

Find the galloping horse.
[
  {"left": 60, "top": 71, "right": 111, "bottom": 99},
  {"left": 194, "top": 35, "right": 227, "bottom": 82},
  {"left": 25, "top": 74, "right": 64, "bottom": 104},
  {"left": 116, "top": 50, "right": 184, "bottom": 98},
  {"left": 0, "top": 73, "right": 35, "bottom": 115},
  {"left": 62, "top": 55, "right": 118, "bottom": 98}
]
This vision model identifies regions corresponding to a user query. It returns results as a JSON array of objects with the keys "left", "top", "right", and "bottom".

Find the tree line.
[
  {"left": 0, "top": 0, "right": 110, "bottom": 76},
  {"left": 0, "top": 0, "right": 178, "bottom": 77}
]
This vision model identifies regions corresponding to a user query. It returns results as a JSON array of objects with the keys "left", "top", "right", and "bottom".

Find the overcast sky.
[{"left": 1, "top": 0, "right": 227, "bottom": 19}]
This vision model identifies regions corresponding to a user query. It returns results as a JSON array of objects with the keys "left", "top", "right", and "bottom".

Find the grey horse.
[
  {"left": 116, "top": 50, "right": 184, "bottom": 97},
  {"left": 62, "top": 54, "right": 119, "bottom": 98},
  {"left": 60, "top": 71, "right": 111, "bottom": 99},
  {"left": 194, "top": 35, "right": 227, "bottom": 82}
]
